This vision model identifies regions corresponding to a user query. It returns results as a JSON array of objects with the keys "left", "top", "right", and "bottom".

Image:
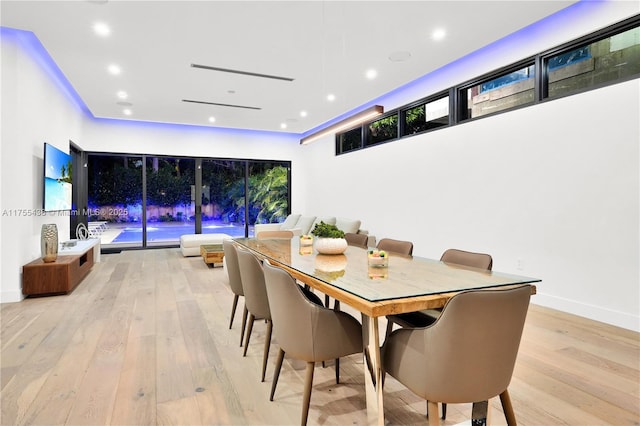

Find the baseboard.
[
  {"left": 533, "top": 293, "right": 639, "bottom": 332},
  {"left": 0, "top": 290, "right": 24, "bottom": 304}
]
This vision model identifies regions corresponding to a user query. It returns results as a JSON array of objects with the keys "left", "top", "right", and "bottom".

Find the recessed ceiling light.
[
  {"left": 93, "top": 22, "right": 111, "bottom": 37},
  {"left": 123, "top": 108, "right": 132, "bottom": 116},
  {"left": 280, "top": 123, "right": 287, "bottom": 129},
  {"left": 117, "top": 90, "right": 128, "bottom": 99},
  {"left": 432, "top": 28, "right": 446, "bottom": 41},
  {"left": 208, "top": 116, "right": 216, "bottom": 123},
  {"left": 365, "top": 69, "right": 378, "bottom": 80},
  {"left": 326, "top": 94, "right": 336, "bottom": 102},
  {"left": 300, "top": 110, "right": 308, "bottom": 117},
  {"left": 108, "top": 64, "right": 121, "bottom": 75}
]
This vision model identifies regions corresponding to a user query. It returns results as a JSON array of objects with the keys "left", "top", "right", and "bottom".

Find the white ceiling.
[{"left": 1, "top": 0, "right": 577, "bottom": 134}]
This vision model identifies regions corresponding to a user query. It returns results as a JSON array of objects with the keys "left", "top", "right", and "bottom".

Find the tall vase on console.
[{"left": 41, "top": 223, "right": 58, "bottom": 263}]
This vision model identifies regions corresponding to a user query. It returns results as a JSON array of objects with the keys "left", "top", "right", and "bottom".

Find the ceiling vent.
[
  {"left": 191, "top": 63, "right": 294, "bottom": 82},
  {"left": 182, "top": 99, "right": 261, "bottom": 110}
]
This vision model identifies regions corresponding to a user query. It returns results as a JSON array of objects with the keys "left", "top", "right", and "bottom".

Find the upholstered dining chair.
[
  {"left": 384, "top": 248, "right": 493, "bottom": 420},
  {"left": 344, "top": 232, "right": 368, "bottom": 248},
  {"left": 223, "top": 240, "right": 247, "bottom": 347},
  {"left": 376, "top": 238, "right": 414, "bottom": 256},
  {"left": 262, "top": 259, "right": 364, "bottom": 426},
  {"left": 386, "top": 248, "right": 493, "bottom": 334},
  {"left": 381, "top": 284, "right": 532, "bottom": 426},
  {"left": 256, "top": 230, "right": 294, "bottom": 239},
  {"left": 236, "top": 247, "right": 274, "bottom": 382}
]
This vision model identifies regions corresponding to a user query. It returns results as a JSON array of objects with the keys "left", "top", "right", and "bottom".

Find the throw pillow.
[
  {"left": 280, "top": 214, "right": 301, "bottom": 230},
  {"left": 296, "top": 216, "right": 317, "bottom": 235},
  {"left": 335, "top": 217, "right": 361, "bottom": 234}
]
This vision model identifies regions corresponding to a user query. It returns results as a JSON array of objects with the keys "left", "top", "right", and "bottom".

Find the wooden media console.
[{"left": 22, "top": 243, "right": 96, "bottom": 296}]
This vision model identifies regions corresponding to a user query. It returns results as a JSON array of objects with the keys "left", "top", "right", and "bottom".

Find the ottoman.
[{"left": 180, "top": 233, "right": 232, "bottom": 257}]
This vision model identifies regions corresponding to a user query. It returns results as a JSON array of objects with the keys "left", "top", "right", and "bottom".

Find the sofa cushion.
[
  {"left": 280, "top": 214, "right": 301, "bottom": 230},
  {"left": 336, "top": 217, "right": 361, "bottom": 234},
  {"left": 295, "top": 215, "right": 317, "bottom": 235}
]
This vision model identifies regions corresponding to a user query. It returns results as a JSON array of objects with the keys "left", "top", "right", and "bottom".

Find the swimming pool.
[{"left": 110, "top": 221, "right": 247, "bottom": 244}]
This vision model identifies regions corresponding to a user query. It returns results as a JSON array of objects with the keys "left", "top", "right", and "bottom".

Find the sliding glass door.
[
  {"left": 87, "top": 154, "right": 144, "bottom": 248},
  {"left": 87, "top": 153, "right": 290, "bottom": 249}
]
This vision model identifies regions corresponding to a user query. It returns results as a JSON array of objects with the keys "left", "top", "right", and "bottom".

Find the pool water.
[{"left": 111, "top": 221, "right": 247, "bottom": 243}]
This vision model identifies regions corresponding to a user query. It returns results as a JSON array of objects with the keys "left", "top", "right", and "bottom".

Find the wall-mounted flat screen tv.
[{"left": 43, "top": 142, "right": 73, "bottom": 211}]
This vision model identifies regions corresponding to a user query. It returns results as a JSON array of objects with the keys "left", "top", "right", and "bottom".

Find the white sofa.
[{"left": 253, "top": 214, "right": 375, "bottom": 247}]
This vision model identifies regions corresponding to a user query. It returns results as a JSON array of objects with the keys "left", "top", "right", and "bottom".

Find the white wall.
[
  {"left": 301, "top": 79, "right": 640, "bottom": 331},
  {"left": 1, "top": 30, "right": 84, "bottom": 303}
]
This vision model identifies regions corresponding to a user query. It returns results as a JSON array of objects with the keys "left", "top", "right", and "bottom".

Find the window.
[
  {"left": 366, "top": 113, "right": 398, "bottom": 146},
  {"left": 336, "top": 127, "right": 362, "bottom": 154},
  {"left": 545, "top": 25, "right": 640, "bottom": 99},
  {"left": 402, "top": 95, "right": 449, "bottom": 136},
  {"left": 334, "top": 16, "right": 639, "bottom": 156},
  {"left": 459, "top": 63, "right": 535, "bottom": 120}
]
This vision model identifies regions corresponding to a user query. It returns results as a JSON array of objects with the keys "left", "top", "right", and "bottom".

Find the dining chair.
[
  {"left": 223, "top": 240, "right": 248, "bottom": 347},
  {"left": 236, "top": 247, "right": 274, "bottom": 382},
  {"left": 262, "top": 259, "right": 364, "bottom": 426},
  {"left": 384, "top": 248, "right": 493, "bottom": 420},
  {"left": 344, "top": 232, "right": 368, "bottom": 248},
  {"left": 376, "top": 238, "right": 414, "bottom": 255},
  {"left": 386, "top": 248, "right": 493, "bottom": 334},
  {"left": 256, "top": 230, "right": 294, "bottom": 239},
  {"left": 381, "top": 284, "right": 532, "bottom": 426}
]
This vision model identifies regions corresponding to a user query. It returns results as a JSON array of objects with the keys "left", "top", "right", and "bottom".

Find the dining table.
[{"left": 233, "top": 237, "right": 541, "bottom": 425}]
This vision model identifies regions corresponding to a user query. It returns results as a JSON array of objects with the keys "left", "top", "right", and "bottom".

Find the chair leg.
[
  {"left": 335, "top": 358, "right": 340, "bottom": 384},
  {"left": 270, "top": 348, "right": 285, "bottom": 401},
  {"left": 427, "top": 401, "right": 440, "bottom": 426},
  {"left": 229, "top": 295, "right": 239, "bottom": 329},
  {"left": 240, "top": 306, "right": 248, "bottom": 347},
  {"left": 426, "top": 402, "right": 446, "bottom": 420},
  {"left": 500, "top": 389, "right": 517, "bottom": 426},
  {"left": 261, "top": 320, "right": 273, "bottom": 382},
  {"left": 301, "top": 362, "right": 315, "bottom": 426},
  {"left": 385, "top": 320, "right": 394, "bottom": 338},
  {"left": 324, "top": 294, "right": 330, "bottom": 308},
  {"left": 243, "top": 313, "right": 255, "bottom": 356}
]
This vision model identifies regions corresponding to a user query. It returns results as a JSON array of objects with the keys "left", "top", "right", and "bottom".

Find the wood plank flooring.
[{"left": 1, "top": 248, "right": 638, "bottom": 425}]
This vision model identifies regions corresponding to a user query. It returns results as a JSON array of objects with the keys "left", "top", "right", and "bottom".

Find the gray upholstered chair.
[
  {"left": 262, "top": 260, "right": 363, "bottom": 426},
  {"left": 386, "top": 248, "right": 493, "bottom": 333},
  {"left": 384, "top": 248, "right": 493, "bottom": 419},
  {"left": 256, "top": 230, "right": 294, "bottom": 239},
  {"left": 381, "top": 285, "right": 532, "bottom": 426},
  {"left": 223, "top": 240, "right": 247, "bottom": 346},
  {"left": 236, "top": 247, "right": 273, "bottom": 382},
  {"left": 376, "top": 237, "right": 414, "bottom": 256},
  {"left": 345, "top": 232, "right": 368, "bottom": 248}
]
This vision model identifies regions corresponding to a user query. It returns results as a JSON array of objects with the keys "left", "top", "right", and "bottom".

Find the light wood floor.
[{"left": 1, "top": 248, "right": 638, "bottom": 425}]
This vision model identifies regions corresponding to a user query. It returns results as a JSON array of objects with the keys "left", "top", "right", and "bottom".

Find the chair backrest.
[
  {"left": 440, "top": 248, "right": 493, "bottom": 271},
  {"left": 382, "top": 285, "right": 531, "bottom": 404},
  {"left": 223, "top": 240, "right": 244, "bottom": 297},
  {"left": 377, "top": 238, "right": 413, "bottom": 255},
  {"left": 345, "top": 232, "right": 368, "bottom": 248},
  {"left": 262, "top": 260, "right": 362, "bottom": 362},
  {"left": 257, "top": 230, "right": 294, "bottom": 239},
  {"left": 236, "top": 248, "right": 271, "bottom": 320}
]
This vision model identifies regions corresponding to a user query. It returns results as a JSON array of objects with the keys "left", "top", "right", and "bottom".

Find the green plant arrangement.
[{"left": 310, "top": 221, "right": 345, "bottom": 239}]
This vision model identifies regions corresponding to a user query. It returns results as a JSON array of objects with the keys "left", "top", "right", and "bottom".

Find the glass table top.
[{"left": 234, "top": 238, "right": 541, "bottom": 303}]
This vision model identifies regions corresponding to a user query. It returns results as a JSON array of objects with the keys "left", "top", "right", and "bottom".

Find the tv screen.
[{"left": 43, "top": 142, "right": 73, "bottom": 211}]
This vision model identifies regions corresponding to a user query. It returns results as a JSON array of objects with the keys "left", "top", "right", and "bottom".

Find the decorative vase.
[
  {"left": 41, "top": 223, "right": 58, "bottom": 263},
  {"left": 314, "top": 237, "right": 348, "bottom": 255}
]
